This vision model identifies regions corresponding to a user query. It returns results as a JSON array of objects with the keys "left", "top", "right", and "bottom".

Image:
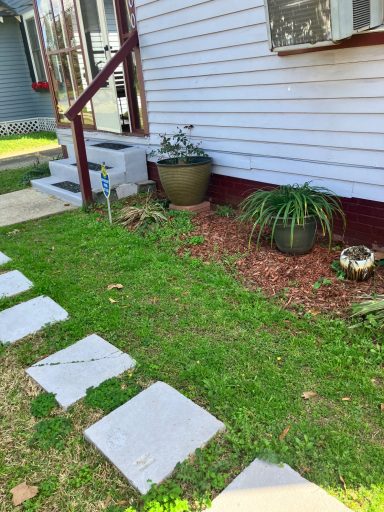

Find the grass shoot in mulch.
[{"left": 0, "top": 207, "right": 383, "bottom": 511}]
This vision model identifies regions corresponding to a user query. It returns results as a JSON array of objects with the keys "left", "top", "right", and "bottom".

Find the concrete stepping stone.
[
  {"left": 26, "top": 334, "right": 136, "bottom": 409},
  {"left": 0, "top": 296, "right": 68, "bottom": 345},
  {"left": 84, "top": 381, "right": 225, "bottom": 494},
  {"left": 208, "top": 459, "right": 351, "bottom": 512},
  {"left": 0, "top": 251, "right": 11, "bottom": 265},
  {"left": 0, "top": 270, "right": 33, "bottom": 298}
]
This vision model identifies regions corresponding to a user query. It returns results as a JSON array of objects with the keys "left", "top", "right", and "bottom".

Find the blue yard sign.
[
  {"left": 100, "top": 162, "right": 112, "bottom": 224},
  {"left": 100, "top": 163, "right": 110, "bottom": 198}
]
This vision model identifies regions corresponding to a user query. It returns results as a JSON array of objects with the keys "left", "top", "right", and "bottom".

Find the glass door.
[
  {"left": 77, "top": 0, "right": 122, "bottom": 133},
  {"left": 37, "top": 0, "right": 95, "bottom": 127}
]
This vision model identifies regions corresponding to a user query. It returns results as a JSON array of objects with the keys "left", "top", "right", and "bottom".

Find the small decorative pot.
[
  {"left": 273, "top": 216, "right": 317, "bottom": 255},
  {"left": 157, "top": 157, "right": 212, "bottom": 206},
  {"left": 340, "top": 245, "right": 375, "bottom": 281}
]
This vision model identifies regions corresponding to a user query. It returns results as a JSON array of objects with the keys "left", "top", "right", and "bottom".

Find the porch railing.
[{"left": 65, "top": 30, "right": 139, "bottom": 206}]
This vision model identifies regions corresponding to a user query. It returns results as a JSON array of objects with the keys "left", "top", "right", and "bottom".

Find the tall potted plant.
[
  {"left": 152, "top": 126, "right": 212, "bottom": 206},
  {"left": 240, "top": 182, "right": 345, "bottom": 254}
]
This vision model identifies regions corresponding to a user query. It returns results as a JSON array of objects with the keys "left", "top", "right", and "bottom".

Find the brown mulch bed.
[{"left": 181, "top": 211, "right": 384, "bottom": 315}]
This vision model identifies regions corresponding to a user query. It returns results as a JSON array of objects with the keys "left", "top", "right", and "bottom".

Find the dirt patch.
[{"left": 181, "top": 212, "right": 384, "bottom": 315}]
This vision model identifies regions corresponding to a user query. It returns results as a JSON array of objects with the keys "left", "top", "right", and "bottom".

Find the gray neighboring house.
[{"left": 0, "top": 0, "right": 54, "bottom": 136}]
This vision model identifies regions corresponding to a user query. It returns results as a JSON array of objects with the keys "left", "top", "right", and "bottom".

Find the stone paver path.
[
  {"left": 26, "top": 334, "right": 136, "bottom": 409},
  {"left": 0, "top": 188, "right": 75, "bottom": 227},
  {"left": 0, "top": 270, "right": 33, "bottom": 298},
  {"left": 84, "top": 381, "right": 225, "bottom": 494},
  {"left": 208, "top": 459, "right": 351, "bottom": 512},
  {"left": 0, "top": 295, "right": 68, "bottom": 344},
  {"left": 0, "top": 251, "right": 11, "bottom": 265}
]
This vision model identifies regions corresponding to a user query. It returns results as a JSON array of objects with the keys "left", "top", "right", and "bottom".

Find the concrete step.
[
  {"left": 31, "top": 176, "right": 83, "bottom": 206},
  {"left": 49, "top": 159, "right": 126, "bottom": 191},
  {"left": 66, "top": 140, "right": 147, "bottom": 181}
]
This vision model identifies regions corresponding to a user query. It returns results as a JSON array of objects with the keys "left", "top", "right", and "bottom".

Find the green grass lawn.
[
  {"left": 0, "top": 131, "right": 58, "bottom": 158},
  {"left": 0, "top": 209, "right": 383, "bottom": 511},
  {"left": 0, "top": 163, "right": 50, "bottom": 195}
]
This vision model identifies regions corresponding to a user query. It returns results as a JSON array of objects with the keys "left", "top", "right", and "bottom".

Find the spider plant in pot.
[
  {"left": 152, "top": 126, "right": 212, "bottom": 206},
  {"left": 239, "top": 182, "right": 345, "bottom": 254}
]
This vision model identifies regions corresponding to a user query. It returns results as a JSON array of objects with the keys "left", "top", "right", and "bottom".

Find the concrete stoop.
[{"left": 31, "top": 139, "right": 149, "bottom": 206}]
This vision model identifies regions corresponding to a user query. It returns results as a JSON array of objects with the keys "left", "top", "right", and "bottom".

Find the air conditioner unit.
[{"left": 265, "top": 0, "right": 384, "bottom": 52}]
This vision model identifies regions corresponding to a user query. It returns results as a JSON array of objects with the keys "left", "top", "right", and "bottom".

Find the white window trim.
[{"left": 23, "top": 9, "right": 47, "bottom": 82}]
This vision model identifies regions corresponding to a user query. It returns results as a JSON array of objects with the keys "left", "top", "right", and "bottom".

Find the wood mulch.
[{"left": 180, "top": 211, "right": 384, "bottom": 315}]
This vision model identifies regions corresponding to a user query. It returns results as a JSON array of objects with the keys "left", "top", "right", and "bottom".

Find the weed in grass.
[
  {"left": 30, "top": 393, "right": 57, "bottom": 418},
  {"left": 85, "top": 377, "right": 141, "bottom": 413},
  {"left": 68, "top": 465, "right": 94, "bottom": 489},
  {"left": 38, "top": 476, "right": 59, "bottom": 498},
  {"left": 30, "top": 417, "right": 72, "bottom": 450},
  {"left": 143, "top": 482, "right": 191, "bottom": 512},
  {"left": 20, "top": 160, "right": 50, "bottom": 186}
]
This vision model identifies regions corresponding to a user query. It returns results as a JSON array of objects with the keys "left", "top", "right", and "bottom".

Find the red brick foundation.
[{"left": 147, "top": 162, "right": 384, "bottom": 247}]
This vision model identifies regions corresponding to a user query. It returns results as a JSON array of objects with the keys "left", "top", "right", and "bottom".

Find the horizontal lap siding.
[
  {"left": 135, "top": 0, "right": 384, "bottom": 203},
  {"left": 0, "top": 17, "right": 52, "bottom": 122}
]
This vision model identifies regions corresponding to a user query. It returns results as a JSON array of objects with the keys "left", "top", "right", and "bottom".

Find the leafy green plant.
[
  {"left": 331, "top": 259, "right": 346, "bottom": 280},
  {"left": 68, "top": 465, "right": 94, "bottom": 489},
  {"left": 215, "top": 204, "right": 235, "bottom": 218},
  {"left": 239, "top": 182, "right": 345, "bottom": 248},
  {"left": 186, "top": 235, "right": 205, "bottom": 246},
  {"left": 30, "top": 392, "right": 57, "bottom": 418},
  {"left": 313, "top": 277, "right": 332, "bottom": 290},
  {"left": 119, "top": 195, "right": 168, "bottom": 231},
  {"left": 351, "top": 295, "right": 384, "bottom": 329},
  {"left": 30, "top": 417, "right": 72, "bottom": 450},
  {"left": 142, "top": 482, "right": 190, "bottom": 512},
  {"left": 151, "top": 126, "right": 208, "bottom": 164},
  {"left": 85, "top": 377, "right": 140, "bottom": 413}
]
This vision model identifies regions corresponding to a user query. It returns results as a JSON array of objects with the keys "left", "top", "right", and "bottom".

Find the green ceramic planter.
[
  {"left": 157, "top": 157, "right": 212, "bottom": 206},
  {"left": 273, "top": 216, "right": 317, "bottom": 255}
]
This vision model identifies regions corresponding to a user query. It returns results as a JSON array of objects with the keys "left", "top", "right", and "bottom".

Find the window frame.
[{"left": 23, "top": 9, "right": 48, "bottom": 82}]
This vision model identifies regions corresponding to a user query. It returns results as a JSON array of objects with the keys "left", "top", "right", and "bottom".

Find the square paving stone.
[
  {"left": 0, "top": 251, "right": 11, "bottom": 265},
  {"left": 84, "top": 381, "right": 225, "bottom": 494},
  {"left": 27, "top": 334, "right": 136, "bottom": 409},
  {"left": 0, "top": 296, "right": 68, "bottom": 345},
  {"left": 208, "top": 459, "right": 351, "bottom": 512},
  {"left": 0, "top": 270, "right": 33, "bottom": 298}
]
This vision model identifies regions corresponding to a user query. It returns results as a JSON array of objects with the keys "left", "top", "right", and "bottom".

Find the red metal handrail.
[{"left": 64, "top": 29, "right": 139, "bottom": 205}]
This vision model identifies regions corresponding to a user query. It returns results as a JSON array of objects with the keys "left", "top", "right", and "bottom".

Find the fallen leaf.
[
  {"left": 11, "top": 482, "right": 38, "bottom": 506},
  {"left": 342, "top": 397, "right": 351, "bottom": 401},
  {"left": 107, "top": 283, "right": 124, "bottom": 290},
  {"left": 302, "top": 391, "right": 317, "bottom": 400},
  {"left": 279, "top": 425, "right": 291, "bottom": 441},
  {"left": 108, "top": 298, "right": 118, "bottom": 304},
  {"left": 380, "top": 403, "right": 384, "bottom": 412}
]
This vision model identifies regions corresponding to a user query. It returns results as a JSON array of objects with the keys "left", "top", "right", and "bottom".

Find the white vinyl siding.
[{"left": 133, "top": 0, "right": 384, "bottom": 202}]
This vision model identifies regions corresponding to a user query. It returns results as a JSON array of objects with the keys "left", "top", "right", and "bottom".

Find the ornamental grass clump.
[
  {"left": 239, "top": 182, "right": 345, "bottom": 249},
  {"left": 119, "top": 195, "right": 168, "bottom": 231}
]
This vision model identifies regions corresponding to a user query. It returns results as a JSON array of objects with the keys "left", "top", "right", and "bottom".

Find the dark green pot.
[
  {"left": 273, "top": 216, "right": 317, "bottom": 255},
  {"left": 157, "top": 157, "right": 212, "bottom": 206}
]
